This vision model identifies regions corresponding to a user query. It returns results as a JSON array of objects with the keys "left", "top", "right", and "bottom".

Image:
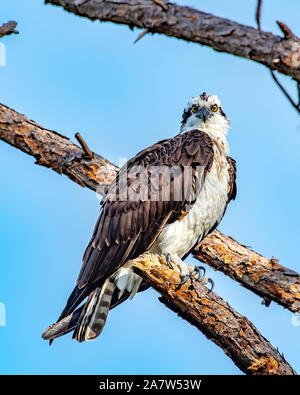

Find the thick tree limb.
[
  {"left": 0, "top": 21, "right": 18, "bottom": 38},
  {"left": 0, "top": 103, "right": 118, "bottom": 195},
  {"left": 44, "top": 0, "right": 300, "bottom": 83},
  {"left": 1, "top": 102, "right": 300, "bottom": 313},
  {"left": 193, "top": 231, "right": 300, "bottom": 313},
  {"left": 132, "top": 253, "right": 296, "bottom": 375}
]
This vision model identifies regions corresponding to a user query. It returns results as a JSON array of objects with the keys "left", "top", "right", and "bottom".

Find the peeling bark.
[
  {"left": 0, "top": 103, "right": 118, "bottom": 195},
  {"left": 194, "top": 231, "right": 300, "bottom": 313},
  {"left": 0, "top": 21, "right": 18, "bottom": 38},
  {"left": 132, "top": 253, "right": 296, "bottom": 375},
  {"left": 1, "top": 102, "right": 300, "bottom": 314},
  {"left": 44, "top": 0, "right": 300, "bottom": 82}
]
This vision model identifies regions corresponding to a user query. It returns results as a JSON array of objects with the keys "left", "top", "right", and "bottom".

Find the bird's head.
[{"left": 180, "top": 92, "right": 229, "bottom": 135}]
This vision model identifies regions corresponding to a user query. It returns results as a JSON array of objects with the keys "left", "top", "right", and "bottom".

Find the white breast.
[{"left": 149, "top": 156, "right": 230, "bottom": 259}]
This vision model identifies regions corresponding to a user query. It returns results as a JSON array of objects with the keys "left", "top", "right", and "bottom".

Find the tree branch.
[
  {"left": 0, "top": 103, "right": 118, "bottom": 195},
  {"left": 270, "top": 70, "right": 300, "bottom": 114},
  {"left": 193, "top": 231, "right": 300, "bottom": 313},
  {"left": 277, "top": 21, "right": 299, "bottom": 41},
  {"left": 44, "top": 0, "right": 300, "bottom": 83},
  {"left": 0, "top": 21, "right": 18, "bottom": 38},
  {"left": 132, "top": 253, "right": 296, "bottom": 375},
  {"left": 1, "top": 102, "right": 300, "bottom": 313},
  {"left": 255, "top": 0, "right": 263, "bottom": 31},
  {"left": 75, "top": 132, "right": 95, "bottom": 159}
]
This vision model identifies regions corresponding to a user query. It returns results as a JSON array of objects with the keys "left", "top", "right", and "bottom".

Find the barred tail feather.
[
  {"left": 42, "top": 270, "right": 147, "bottom": 343},
  {"left": 42, "top": 306, "right": 83, "bottom": 341},
  {"left": 73, "top": 276, "right": 115, "bottom": 342}
]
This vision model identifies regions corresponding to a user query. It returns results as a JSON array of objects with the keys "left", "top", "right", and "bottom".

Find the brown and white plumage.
[{"left": 42, "top": 93, "right": 236, "bottom": 343}]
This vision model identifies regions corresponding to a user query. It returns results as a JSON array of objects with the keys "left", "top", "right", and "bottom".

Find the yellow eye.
[
  {"left": 211, "top": 104, "right": 218, "bottom": 112},
  {"left": 191, "top": 105, "right": 198, "bottom": 113}
]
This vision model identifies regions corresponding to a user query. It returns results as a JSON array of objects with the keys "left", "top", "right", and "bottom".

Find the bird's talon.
[
  {"left": 179, "top": 274, "right": 189, "bottom": 285},
  {"left": 194, "top": 265, "right": 206, "bottom": 280},
  {"left": 207, "top": 278, "right": 214, "bottom": 293},
  {"left": 166, "top": 253, "right": 174, "bottom": 269}
]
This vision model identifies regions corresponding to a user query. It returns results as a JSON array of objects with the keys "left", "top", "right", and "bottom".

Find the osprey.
[{"left": 42, "top": 93, "right": 236, "bottom": 343}]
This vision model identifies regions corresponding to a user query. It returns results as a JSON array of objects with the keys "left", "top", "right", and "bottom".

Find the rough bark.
[
  {"left": 44, "top": 0, "right": 300, "bottom": 82},
  {"left": 193, "top": 231, "right": 300, "bottom": 313},
  {"left": 0, "top": 21, "right": 18, "bottom": 38},
  {"left": 0, "top": 103, "right": 118, "bottom": 195},
  {"left": 1, "top": 102, "right": 300, "bottom": 314},
  {"left": 132, "top": 253, "right": 296, "bottom": 375}
]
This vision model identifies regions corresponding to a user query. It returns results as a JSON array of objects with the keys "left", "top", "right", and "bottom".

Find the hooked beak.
[{"left": 196, "top": 107, "right": 211, "bottom": 123}]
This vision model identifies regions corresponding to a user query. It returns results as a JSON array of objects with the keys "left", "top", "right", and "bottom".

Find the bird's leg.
[
  {"left": 114, "top": 267, "right": 143, "bottom": 300},
  {"left": 197, "top": 274, "right": 215, "bottom": 292},
  {"left": 165, "top": 253, "right": 214, "bottom": 292},
  {"left": 165, "top": 253, "right": 174, "bottom": 269}
]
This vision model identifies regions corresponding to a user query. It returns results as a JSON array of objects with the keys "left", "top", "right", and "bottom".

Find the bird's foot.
[
  {"left": 166, "top": 253, "right": 174, "bottom": 269},
  {"left": 114, "top": 267, "right": 143, "bottom": 300},
  {"left": 165, "top": 253, "right": 214, "bottom": 292}
]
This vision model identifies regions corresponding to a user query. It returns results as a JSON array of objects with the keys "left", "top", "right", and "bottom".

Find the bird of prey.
[{"left": 42, "top": 92, "right": 236, "bottom": 343}]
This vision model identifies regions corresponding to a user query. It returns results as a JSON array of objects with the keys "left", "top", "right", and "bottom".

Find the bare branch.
[
  {"left": 153, "top": 0, "right": 168, "bottom": 12},
  {"left": 0, "top": 103, "right": 118, "bottom": 194},
  {"left": 277, "top": 21, "right": 299, "bottom": 41},
  {"left": 193, "top": 231, "right": 300, "bottom": 313},
  {"left": 0, "top": 21, "right": 18, "bottom": 38},
  {"left": 132, "top": 253, "right": 296, "bottom": 375},
  {"left": 44, "top": 0, "right": 300, "bottom": 83},
  {"left": 255, "top": 0, "right": 263, "bottom": 30},
  {"left": 1, "top": 102, "right": 300, "bottom": 313},
  {"left": 75, "top": 132, "right": 94, "bottom": 159},
  {"left": 134, "top": 28, "right": 149, "bottom": 44},
  {"left": 270, "top": 70, "right": 300, "bottom": 114}
]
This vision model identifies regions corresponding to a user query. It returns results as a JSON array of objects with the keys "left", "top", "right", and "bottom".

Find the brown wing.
[
  {"left": 227, "top": 156, "right": 237, "bottom": 203},
  {"left": 58, "top": 130, "right": 214, "bottom": 320}
]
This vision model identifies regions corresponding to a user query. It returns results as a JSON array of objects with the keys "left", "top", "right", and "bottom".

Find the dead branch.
[
  {"left": 44, "top": 0, "right": 300, "bottom": 83},
  {"left": 0, "top": 21, "right": 18, "bottom": 38},
  {"left": 277, "top": 21, "right": 299, "bottom": 41},
  {"left": 75, "top": 132, "right": 94, "bottom": 159},
  {"left": 134, "top": 28, "right": 149, "bottom": 44},
  {"left": 152, "top": 0, "right": 168, "bottom": 12},
  {"left": 0, "top": 103, "right": 118, "bottom": 195},
  {"left": 270, "top": 70, "right": 300, "bottom": 113},
  {"left": 132, "top": 253, "right": 296, "bottom": 375},
  {"left": 255, "top": 0, "right": 263, "bottom": 30},
  {"left": 193, "top": 231, "right": 300, "bottom": 313},
  {"left": 1, "top": 102, "right": 300, "bottom": 313}
]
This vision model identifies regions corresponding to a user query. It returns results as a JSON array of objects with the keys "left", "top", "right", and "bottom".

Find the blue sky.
[{"left": 0, "top": 0, "right": 300, "bottom": 374}]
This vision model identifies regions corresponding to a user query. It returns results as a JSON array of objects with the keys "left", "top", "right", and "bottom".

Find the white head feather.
[{"left": 180, "top": 93, "right": 230, "bottom": 153}]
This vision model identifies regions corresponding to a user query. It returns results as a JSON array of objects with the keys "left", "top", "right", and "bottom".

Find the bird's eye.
[
  {"left": 191, "top": 105, "right": 199, "bottom": 113},
  {"left": 211, "top": 104, "right": 218, "bottom": 112}
]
